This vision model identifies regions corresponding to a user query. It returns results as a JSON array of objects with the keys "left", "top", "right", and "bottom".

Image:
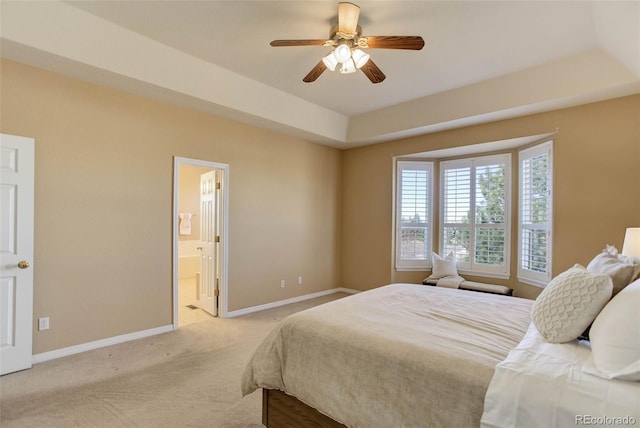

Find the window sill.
[{"left": 396, "top": 266, "right": 432, "bottom": 272}]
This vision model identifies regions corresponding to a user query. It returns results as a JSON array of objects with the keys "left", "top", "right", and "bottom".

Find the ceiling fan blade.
[
  {"left": 303, "top": 61, "right": 328, "bottom": 83},
  {"left": 360, "top": 59, "right": 386, "bottom": 84},
  {"left": 338, "top": 2, "right": 360, "bottom": 34},
  {"left": 362, "top": 36, "right": 425, "bottom": 50},
  {"left": 270, "top": 40, "right": 330, "bottom": 47}
]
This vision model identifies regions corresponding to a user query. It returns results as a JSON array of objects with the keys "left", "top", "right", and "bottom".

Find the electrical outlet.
[
  {"left": 38, "top": 317, "right": 49, "bottom": 331},
  {"left": 280, "top": 280, "right": 286, "bottom": 288},
  {"left": 298, "top": 276, "right": 303, "bottom": 285}
]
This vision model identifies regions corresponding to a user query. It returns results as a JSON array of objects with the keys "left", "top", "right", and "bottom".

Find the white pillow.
[
  {"left": 587, "top": 248, "right": 636, "bottom": 296},
  {"left": 430, "top": 252, "right": 458, "bottom": 279},
  {"left": 588, "top": 278, "right": 640, "bottom": 381},
  {"left": 531, "top": 265, "right": 613, "bottom": 343},
  {"left": 619, "top": 254, "right": 640, "bottom": 283}
]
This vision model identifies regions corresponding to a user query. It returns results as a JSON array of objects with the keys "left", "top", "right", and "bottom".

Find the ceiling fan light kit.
[
  {"left": 340, "top": 59, "right": 357, "bottom": 74},
  {"left": 351, "top": 49, "right": 370, "bottom": 68},
  {"left": 270, "top": 2, "right": 425, "bottom": 84},
  {"left": 322, "top": 52, "right": 339, "bottom": 71},
  {"left": 333, "top": 43, "right": 353, "bottom": 63}
]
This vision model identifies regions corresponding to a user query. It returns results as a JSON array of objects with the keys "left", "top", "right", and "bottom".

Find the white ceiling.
[{"left": 1, "top": 1, "right": 639, "bottom": 148}]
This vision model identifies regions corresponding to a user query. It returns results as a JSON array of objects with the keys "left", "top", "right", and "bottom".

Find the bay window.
[{"left": 394, "top": 138, "right": 553, "bottom": 285}]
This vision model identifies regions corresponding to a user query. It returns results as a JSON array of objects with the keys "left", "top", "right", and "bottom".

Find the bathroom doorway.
[{"left": 172, "top": 157, "right": 229, "bottom": 328}]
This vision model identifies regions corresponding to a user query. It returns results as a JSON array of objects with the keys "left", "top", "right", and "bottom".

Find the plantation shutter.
[
  {"left": 442, "top": 165, "right": 472, "bottom": 265},
  {"left": 440, "top": 154, "right": 510, "bottom": 277},
  {"left": 519, "top": 141, "right": 553, "bottom": 286},
  {"left": 474, "top": 163, "right": 506, "bottom": 267},
  {"left": 396, "top": 161, "right": 432, "bottom": 269}
]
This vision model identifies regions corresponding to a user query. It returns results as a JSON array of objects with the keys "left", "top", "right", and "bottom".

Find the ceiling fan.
[{"left": 270, "top": 2, "right": 425, "bottom": 84}]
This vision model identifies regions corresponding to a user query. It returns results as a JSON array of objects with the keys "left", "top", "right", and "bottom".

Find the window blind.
[
  {"left": 519, "top": 141, "right": 553, "bottom": 286},
  {"left": 396, "top": 161, "right": 432, "bottom": 269},
  {"left": 440, "top": 155, "right": 510, "bottom": 277}
]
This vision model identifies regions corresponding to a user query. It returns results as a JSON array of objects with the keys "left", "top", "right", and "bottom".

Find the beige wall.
[
  {"left": 2, "top": 57, "right": 638, "bottom": 355},
  {"left": 342, "top": 95, "right": 640, "bottom": 299},
  {"left": 0, "top": 60, "right": 342, "bottom": 354}
]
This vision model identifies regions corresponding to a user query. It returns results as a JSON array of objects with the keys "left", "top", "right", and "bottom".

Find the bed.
[
  {"left": 241, "top": 283, "right": 533, "bottom": 427},
  {"left": 241, "top": 281, "right": 640, "bottom": 427},
  {"left": 481, "top": 323, "right": 640, "bottom": 428}
]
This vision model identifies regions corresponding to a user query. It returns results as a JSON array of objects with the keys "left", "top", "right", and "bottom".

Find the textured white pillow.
[
  {"left": 430, "top": 252, "right": 458, "bottom": 279},
  {"left": 587, "top": 250, "right": 635, "bottom": 296},
  {"left": 531, "top": 265, "right": 613, "bottom": 343},
  {"left": 588, "top": 279, "right": 640, "bottom": 381}
]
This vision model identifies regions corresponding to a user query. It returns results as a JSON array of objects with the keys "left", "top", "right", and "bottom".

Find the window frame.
[
  {"left": 439, "top": 153, "right": 512, "bottom": 279},
  {"left": 394, "top": 160, "right": 434, "bottom": 271},
  {"left": 518, "top": 140, "right": 553, "bottom": 287}
]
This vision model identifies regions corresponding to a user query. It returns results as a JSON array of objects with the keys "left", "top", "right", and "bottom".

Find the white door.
[
  {"left": 0, "top": 134, "right": 34, "bottom": 375},
  {"left": 197, "top": 170, "right": 221, "bottom": 316}
]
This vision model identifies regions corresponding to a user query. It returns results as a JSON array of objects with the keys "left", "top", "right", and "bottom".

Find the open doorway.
[{"left": 172, "top": 157, "right": 229, "bottom": 329}]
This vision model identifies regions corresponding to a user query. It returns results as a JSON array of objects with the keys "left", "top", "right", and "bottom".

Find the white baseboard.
[
  {"left": 32, "top": 325, "right": 174, "bottom": 364},
  {"left": 31, "top": 288, "right": 360, "bottom": 363},
  {"left": 226, "top": 287, "right": 359, "bottom": 318},
  {"left": 336, "top": 287, "right": 360, "bottom": 295}
]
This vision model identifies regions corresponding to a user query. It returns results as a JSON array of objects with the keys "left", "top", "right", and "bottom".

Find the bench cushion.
[{"left": 422, "top": 279, "right": 512, "bottom": 296}]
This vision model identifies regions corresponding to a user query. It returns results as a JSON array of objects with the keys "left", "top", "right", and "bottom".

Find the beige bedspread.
[{"left": 241, "top": 283, "right": 533, "bottom": 428}]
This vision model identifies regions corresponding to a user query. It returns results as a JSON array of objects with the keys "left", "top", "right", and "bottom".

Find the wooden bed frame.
[{"left": 262, "top": 388, "right": 346, "bottom": 428}]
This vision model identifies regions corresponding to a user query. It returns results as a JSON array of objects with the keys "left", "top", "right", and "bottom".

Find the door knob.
[
  {"left": 18, "top": 260, "right": 30, "bottom": 269},
  {"left": 197, "top": 246, "right": 203, "bottom": 250}
]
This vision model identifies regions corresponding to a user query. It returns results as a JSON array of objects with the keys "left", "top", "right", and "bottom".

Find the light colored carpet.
[{"left": 0, "top": 292, "right": 349, "bottom": 428}]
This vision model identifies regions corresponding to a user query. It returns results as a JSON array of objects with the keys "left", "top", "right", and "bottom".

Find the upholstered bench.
[{"left": 422, "top": 279, "right": 513, "bottom": 296}]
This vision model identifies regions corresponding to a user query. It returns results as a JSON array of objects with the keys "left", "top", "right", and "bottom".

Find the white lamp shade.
[
  {"left": 333, "top": 44, "right": 352, "bottom": 63},
  {"left": 622, "top": 227, "right": 640, "bottom": 258},
  {"left": 322, "top": 52, "right": 338, "bottom": 71},
  {"left": 351, "top": 49, "right": 370, "bottom": 68},
  {"left": 339, "top": 59, "right": 356, "bottom": 74}
]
